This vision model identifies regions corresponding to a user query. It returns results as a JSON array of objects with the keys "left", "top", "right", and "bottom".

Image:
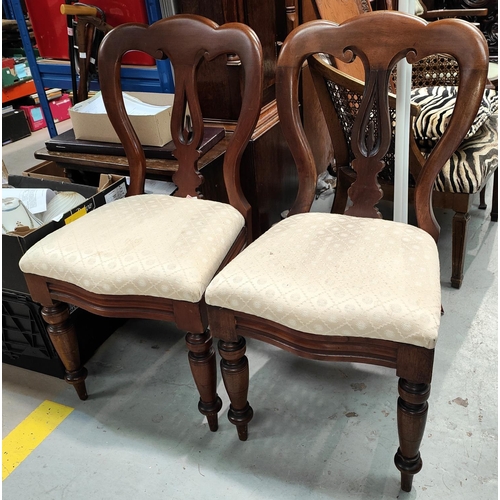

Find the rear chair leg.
[
  {"left": 451, "top": 211, "right": 470, "bottom": 289},
  {"left": 42, "top": 302, "right": 88, "bottom": 400},
  {"left": 479, "top": 185, "right": 487, "bottom": 209},
  {"left": 394, "top": 379, "right": 431, "bottom": 492},
  {"left": 491, "top": 169, "right": 498, "bottom": 222},
  {"left": 186, "top": 330, "right": 222, "bottom": 431},
  {"left": 218, "top": 337, "right": 253, "bottom": 441}
]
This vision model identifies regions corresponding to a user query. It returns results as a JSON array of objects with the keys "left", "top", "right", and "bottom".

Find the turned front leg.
[
  {"left": 394, "top": 379, "right": 431, "bottom": 492},
  {"left": 218, "top": 337, "right": 253, "bottom": 441},
  {"left": 41, "top": 302, "right": 88, "bottom": 400},
  {"left": 185, "top": 331, "right": 222, "bottom": 432}
]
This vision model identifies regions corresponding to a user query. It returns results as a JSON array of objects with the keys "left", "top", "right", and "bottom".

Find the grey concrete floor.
[{"left": 2, "top": 123, "right": 498, "bottom": 499}]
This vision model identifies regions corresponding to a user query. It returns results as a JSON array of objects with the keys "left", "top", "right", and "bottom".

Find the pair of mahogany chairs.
[{"left": 19, "top": 11, "right": 488, "bottom": 492}]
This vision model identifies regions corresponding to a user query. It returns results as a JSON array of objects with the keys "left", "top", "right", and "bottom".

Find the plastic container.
[{"left": 2, "top": 290, "right": 124, "bottom": 378}]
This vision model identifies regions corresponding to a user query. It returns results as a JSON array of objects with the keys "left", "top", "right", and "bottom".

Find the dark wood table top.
[{"left": 34, "top": 134, "right": 230, "bottom": 179}]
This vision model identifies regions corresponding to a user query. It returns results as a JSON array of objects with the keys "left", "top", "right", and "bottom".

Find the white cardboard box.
[{"left": 69, "top": 92, "right": 174, "bottom": 147}]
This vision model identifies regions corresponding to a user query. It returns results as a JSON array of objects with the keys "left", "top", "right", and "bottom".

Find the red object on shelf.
[
  {"left": 2, "top": 58, "right": 16, "bottom": 70},
  {"left": 19, "top": 103, "right": 46, "bottom": 131},
  {"left": 24, "top": 0, "right": 155, "bottom": 66},
  {"left": 20, "top": 94, "right": 73, "bottom": 132}
]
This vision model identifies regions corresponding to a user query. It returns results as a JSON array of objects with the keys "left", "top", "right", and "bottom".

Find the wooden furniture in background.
[
  {"left": 205, "top": 11, "right": 488, "bottom": 491},
  {"left": 33, "top": 99, "right": 293, "bottom": 239},
  {"left": 19, "top": 15, "right": 263, "bottom": 431},
  {"left": 176, "top": 0, "right": 299, "bottom": 233}
]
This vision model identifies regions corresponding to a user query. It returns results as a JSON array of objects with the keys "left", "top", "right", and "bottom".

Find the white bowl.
[{"left": 42, "top": 191, "right": 87, "bottom": 223}]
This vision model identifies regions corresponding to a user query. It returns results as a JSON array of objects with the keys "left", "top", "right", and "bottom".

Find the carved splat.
[
  {"left": 346, "top": 69, "right": 392, "bottom": 217},
  {"left": 98, "top": 16, "right": 263, "bottom": 218},
  {"left": 170, "top": 74, "right": 205, "bottom": 198}
]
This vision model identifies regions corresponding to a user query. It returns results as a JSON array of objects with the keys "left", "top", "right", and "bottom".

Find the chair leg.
[
  {"left": 451, "top": 210, "right": 470, "bottom": 289},
  {"left": 478, "top": 185, "right": 487, "bottom": 209},
  {"left": 218, "top": 337, "right": 254, "bottom": 441},
  {"left": 185, "top": 331, "right": 222, "bottom": 432},
  {"left": 491, "top": 169, "right": 498, "bottom": 222},
  {"left": 394, "top": 379, "right": 431, "bottom": 492},
  {"left": 41, "top": 301, "right": 88, "bottom": 400}
]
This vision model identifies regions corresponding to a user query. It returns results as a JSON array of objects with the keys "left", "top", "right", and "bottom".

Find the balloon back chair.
[
  {"left": 205, "top": 11, "right": 488, "bottom": 491},
  {"left": 19, "top": 14, "right": 263, "bottom": 432}
]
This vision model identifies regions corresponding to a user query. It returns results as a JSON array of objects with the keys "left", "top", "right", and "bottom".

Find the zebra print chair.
[{"left": 309, "top": 53, "right": 498, "bottom": 289}]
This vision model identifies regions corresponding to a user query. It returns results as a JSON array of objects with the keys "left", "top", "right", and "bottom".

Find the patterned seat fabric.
[
  {"left": 19, "top": 195, "right": 245, "bottom": 303},
  {"left": 411, "top": 86, "right": 498, "bottom": 144},
  {"left": 206, "top": 212, "right": 441, "bottom": 349},
  {"left": 434, "top": 114, "right": 498, "bottom": 193}
]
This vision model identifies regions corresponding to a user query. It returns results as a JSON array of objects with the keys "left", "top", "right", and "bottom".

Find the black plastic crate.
[{"left": 2, "top": 290, "right": 125, "bottom": 378}]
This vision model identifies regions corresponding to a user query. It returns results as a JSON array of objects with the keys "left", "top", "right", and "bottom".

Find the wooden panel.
[
  {"left": 302, "top": 64, "right": 334, "bottom": 175},
  {"left": 242, "top": 114, "right": 298, "bottom": 237},
  {"left": 178, "top": 0, "right": 287, "bottom": 119},
  {"left": 311, "top": 0, "right": 368, "bottom": 80}
]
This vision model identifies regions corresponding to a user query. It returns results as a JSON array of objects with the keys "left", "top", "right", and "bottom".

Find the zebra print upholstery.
[
  {"left": 325, "top": 80, "right": 498, "bottom": 194},
  {"left": 434, "top": 113, "right": 498, "bottom": 193},
  {"left": 411, "top": 86, "right": 498, "bottom": 143}
]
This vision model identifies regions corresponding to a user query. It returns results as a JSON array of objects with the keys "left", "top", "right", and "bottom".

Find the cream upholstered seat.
[
  {"left": 206, "top": 212, "right": 441, "bottom": 349},
  {"left": 20, "top": 195, "right": 244, "bottom": 303}
]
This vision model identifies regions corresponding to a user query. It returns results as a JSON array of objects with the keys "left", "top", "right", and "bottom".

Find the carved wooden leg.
[
  {"left": 41, "top": 302, "right": 88, "bottom": 400},
  {"left": 451, "top": 210, "right": 470, "bottom": 289},
  {"left": 479, "top": 185, "right": 487, "bottom": 209},
  {"left": 394, "top": 379, "right": 431, "bottom": 492},
  {"left": 185, "top": 331, "right": 222, "bottom": 432},
  {"left": 218, "top": 337, "right": 253, "bottom": 441},
  {"left": 491, "top": 169, "right": 498, "bottom": 222}
]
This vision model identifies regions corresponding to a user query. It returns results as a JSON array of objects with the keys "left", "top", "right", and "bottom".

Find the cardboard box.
[
  {"left": 2, "top": 174, "right": 127, "bottom": 295},
  {"left": 23, "top": 161, "right": 72, "bottom": 183},
  {"left": 70, "top": 91, "right": 174, "bottom": 147}
]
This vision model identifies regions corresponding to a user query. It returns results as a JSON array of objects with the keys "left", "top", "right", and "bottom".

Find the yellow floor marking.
[{"left": 2, "top": 400, "right": 74, "bottom": 480}]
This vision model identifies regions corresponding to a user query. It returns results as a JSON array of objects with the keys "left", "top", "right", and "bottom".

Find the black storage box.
[
  {"left": 2, "top": 109, "right": 32, "bottom": 145},
  {"left": 2, "top": 290, "right": 124, "bottom": 378},
  {"left": 2, "top": 173, "right": 127, "bottom": 377}
]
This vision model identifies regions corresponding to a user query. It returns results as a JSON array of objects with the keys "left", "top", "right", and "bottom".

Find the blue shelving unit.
[{"left": 7, "top": 0, "right": 174, "bottom": 137}]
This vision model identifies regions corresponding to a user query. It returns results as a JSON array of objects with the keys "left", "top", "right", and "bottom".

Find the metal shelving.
[{"left": 6, "top": 0, "right": 174, "bottom": 137}]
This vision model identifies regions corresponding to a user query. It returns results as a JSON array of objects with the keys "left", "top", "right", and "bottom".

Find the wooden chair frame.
[
  {"left": 22, "top": 14, "right": 263, "bottom": 432},
  {"left": 207, "top": 12, "right": 488, "bottom": 491}
]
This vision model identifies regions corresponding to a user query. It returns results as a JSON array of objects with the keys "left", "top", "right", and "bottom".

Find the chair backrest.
[
  {"left": 276, "top": 11, "right": 488, "bottom": 241},
  {"left": 97, "top": 14, "right": 263, "bottom": 236},
  {"left": 308, "top": 55, "right": 426, "bottom": 187}
]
